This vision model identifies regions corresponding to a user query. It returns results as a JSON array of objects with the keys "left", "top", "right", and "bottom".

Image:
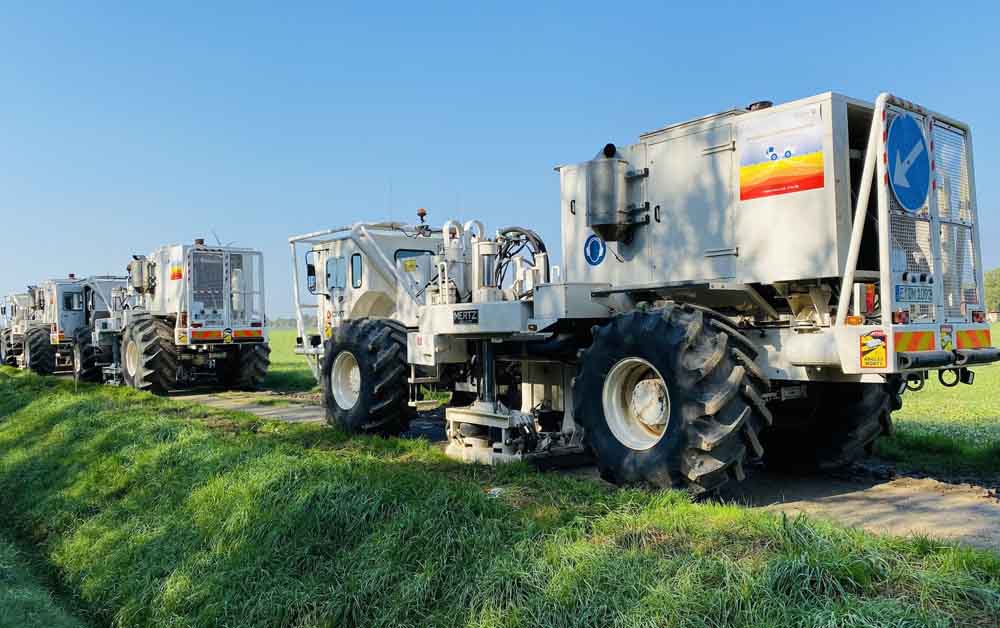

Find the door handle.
[{"left": 654, "top": 205, "right": 661, "bottom": 222}]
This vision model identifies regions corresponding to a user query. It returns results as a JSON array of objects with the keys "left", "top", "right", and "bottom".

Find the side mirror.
[{"left": 306, "top": 263, "right": 317, "bottom": 295}]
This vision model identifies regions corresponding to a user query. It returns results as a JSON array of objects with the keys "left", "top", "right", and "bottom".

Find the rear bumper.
[
  {"left": 176, "top": 327, "right": 267, "bottom": 345},
  {"left": 898, "top": 347, "right": 1000, "bottom": 370}
]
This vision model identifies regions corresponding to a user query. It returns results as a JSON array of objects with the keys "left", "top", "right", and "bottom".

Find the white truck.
[
  {"left": 0, "top": 292, "right": 31, "bottom": 367},
  {"left": 291, "top": 92, "right": 996, "bottom": 492},
  {"left": 106, "top": 239, "right": 272, "bottom": 392},
  {"left": 68, "top": 240, "right": 272, "bottom": 393}
]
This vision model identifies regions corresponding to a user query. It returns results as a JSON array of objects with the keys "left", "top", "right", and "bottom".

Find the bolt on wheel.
[{"left": 601, "top": 357, "right": 670, "bottom": 451}]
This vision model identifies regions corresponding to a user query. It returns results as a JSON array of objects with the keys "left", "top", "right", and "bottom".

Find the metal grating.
[
  {"left": 192, "top": 252, "right": 225, "bottom": 313},
  {"left": 940, "top": 222, "right": 977, "bottom": 318},
  {"left": 886, "top": 108, "right": 934, "bottom": 287},
  {"left": 886, "top": 106, "right": 981, "bottom": 321},
  {"left": 933, "top": 122, "right": 973, "bottom": 223},
  {"left": 889, "top": 213, "right": 933, "bottom": 274}
]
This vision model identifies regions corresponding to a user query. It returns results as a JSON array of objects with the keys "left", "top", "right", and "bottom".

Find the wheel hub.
[
  {"left": 331, "top": 351, "right": 361, "bottom": 410},
  {"left": 125, "top": 339, "right": 139, "bottom": 378},
  {"left": 630, "top": 378, "right": 668, "bottom": 427},
  {"left": 602, "top": 357, "right": 670, "bottom": 451}
]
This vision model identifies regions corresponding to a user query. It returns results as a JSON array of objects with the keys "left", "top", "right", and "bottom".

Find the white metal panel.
[
  {"left": 645, "top": 123, "right": 735, "bottom": 281},
  {"left": 733, "top": 97, "right": 842, "bottom": 282}
]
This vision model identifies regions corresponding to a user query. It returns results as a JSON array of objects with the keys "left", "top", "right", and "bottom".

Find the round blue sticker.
[
  {"left": 584, "top": 234, "right": 606, "bottom": 266},
  {"left": 887, "top": 113, "right": 931, "bottom": 212}
]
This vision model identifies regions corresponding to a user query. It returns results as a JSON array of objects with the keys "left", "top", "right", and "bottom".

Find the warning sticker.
[
  {"left": 940, "top": 325, "right": 954, "bottom": 352},
  {"left": 860, "top": 330, "right": 887, "bottom": 369},
  {"left": 403, "top": 259, "right": 418, "bottom": 272}
]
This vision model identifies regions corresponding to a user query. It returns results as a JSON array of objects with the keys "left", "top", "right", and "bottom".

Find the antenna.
[{"left": 211, "top": 230, "right": 237, "bottom": 247}]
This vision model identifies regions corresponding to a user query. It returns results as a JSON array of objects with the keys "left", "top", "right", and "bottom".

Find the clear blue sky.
[{"left": 2, "top": 2, "right": 997, "bottom": 316}]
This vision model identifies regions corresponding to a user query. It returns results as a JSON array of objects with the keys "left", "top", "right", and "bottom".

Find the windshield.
[{"left": 191, "top": 251, "right": 225, "bottom": 325}]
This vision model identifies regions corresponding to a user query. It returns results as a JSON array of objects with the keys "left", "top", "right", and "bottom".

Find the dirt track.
[{"left": 179, "top": 389, "right": 1000, "bottom": 551}]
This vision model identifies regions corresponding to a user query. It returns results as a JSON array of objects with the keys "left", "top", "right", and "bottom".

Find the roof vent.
[
  {"left": 194, "top": 238, "right": 205, "bottom": 246},
  {"left": 747, "top": 100, "right": 773, "bottom": 111}
]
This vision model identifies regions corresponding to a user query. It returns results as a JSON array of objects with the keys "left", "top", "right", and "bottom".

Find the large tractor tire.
[
  {"left": 762, "top": 380, "right": 901, "bottom": 471},
  {"left": 23, "top": 327, "right": 56, "bottom": 375},
  {"left": 322, "top": 319, "right": 412, "bottom": 435},
  {"left": 219, "top": 344, "right": 271, "bottom": 390},
  {"left": 573, "top": 304, "right": 772, "bottom": 494},
  {"left": 122, "top": 313, "right": 178, "bottom": 395},
  {"left": 72, "top": 327, "right": 103, "bottom": 384},
  {"left": 0, "top": 329, "right": 13, "bottom": 366},
  {"left": 3, "top": 330, "right": 23, "bottom": 366}
]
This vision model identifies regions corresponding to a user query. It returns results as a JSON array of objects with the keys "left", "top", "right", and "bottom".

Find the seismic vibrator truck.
[
  {"left": 76, "top": 239, "right": 273, "bottom": 393},
  {"left": 291, "top": 92, "right": 996, "bottom": 492},
  {"left": 0, "top": 292, "right": 32, "bottom": 367},
  {"left": 15, "top": 275, "right": 120, "bottom": 376}
]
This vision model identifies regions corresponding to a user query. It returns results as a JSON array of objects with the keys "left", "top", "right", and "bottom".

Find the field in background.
[
  {"left": 1, "top": 369, "right": 998, "bottom": 627},
  {"left": 261, "top": 328, "right": 317, "bottom": 393},
  {"left": 878, "top": 326, "right": 1000, "bottom": 475}
]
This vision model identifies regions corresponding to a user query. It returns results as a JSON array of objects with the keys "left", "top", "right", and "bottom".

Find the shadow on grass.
[{"left": 2, "top": 374, "right": 1000, "bottom": 627}]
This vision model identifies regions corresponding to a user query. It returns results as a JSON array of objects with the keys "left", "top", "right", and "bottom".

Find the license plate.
[
  {"left": 453, "top": 309, "right": 479, "bottom": 325},
  {"left": 895, "top": 284, "right": 933, "bottom": 304}
]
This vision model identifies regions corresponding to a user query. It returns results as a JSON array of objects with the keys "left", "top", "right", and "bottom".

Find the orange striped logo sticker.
[
  {"left": 233, "top": 329, "right": 263, "bottom": 338},
  {"left": 191, "top": 330, "right": 223, "bottom": 341},
  {"left": 893, "top": 331, "right": 936, "bottom": 352},
  {"left": 956, "top": 329, "right": 992, "bottom": 350}
]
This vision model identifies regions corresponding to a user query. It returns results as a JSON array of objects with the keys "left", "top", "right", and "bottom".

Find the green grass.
[
  {"left": 261, "top": 328, "right": 318, "bottom": 393},
  {"left": 875, "top": 323, "right": 1000, "bottom": 476},
  {"left": 1, "top": 369, "right": 999, "bottom": 627},
  {"left": 0, "top": 535, "right": 90, "bottom": 628}
]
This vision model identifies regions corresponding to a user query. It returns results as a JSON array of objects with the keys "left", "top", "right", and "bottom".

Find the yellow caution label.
[
  {"left": 403, "top": 259, "right": 418, "bottom": 272},
  {"left": 222, "top": 328, "right": 234, "bottom": 344},
  {"left": 860, "top": 330, "right": 887, "bottom": 369},
  {"left": 940, "top": 325, "right": 954, "bottom": 352}
]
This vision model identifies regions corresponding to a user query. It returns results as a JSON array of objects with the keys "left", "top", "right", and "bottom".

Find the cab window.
[
  {"left": 351, "top": 254, "right": 363, "bottom": 289},
  {"left": 395, "top": 249, "right": 434, "bottom": 263},
  {"left": 326, "top": 257, "right": 346, "bottom": 290},
  {"left": 63, "top": 292, "right": 84, "bottom": 311}
]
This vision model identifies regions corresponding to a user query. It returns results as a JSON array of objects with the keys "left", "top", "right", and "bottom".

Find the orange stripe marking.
[
  {"left": 894, "top": 331, "right": 935, "bottom": 352},
  {"left": 956, "top": 329, "right": 992, "bottom": 349}
]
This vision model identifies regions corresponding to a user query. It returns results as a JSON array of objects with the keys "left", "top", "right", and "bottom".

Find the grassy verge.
[
  {"left": 876, "top": 324, "right": 1000, "bottom": 477},
  {"left": 260, "top": 328, "right": 318, "bottom": 393},
  {"left": 1, "top": 369, "right": 999, "bottom": 627},
  {"left": 0, "top": 535, "right": 90, "bottom": 628}
]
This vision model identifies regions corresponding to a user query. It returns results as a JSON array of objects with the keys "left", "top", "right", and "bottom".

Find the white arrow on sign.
[{"left": 893, "top": 140, "right": 925, "bottom": 189}]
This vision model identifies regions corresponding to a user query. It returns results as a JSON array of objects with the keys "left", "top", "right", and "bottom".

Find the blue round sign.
[
  {"left": 887, "top": 113, "right": 931, "bottom": 212},
  {"left": 584, "top": 234, "right": 606, "bottom": 266}
]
